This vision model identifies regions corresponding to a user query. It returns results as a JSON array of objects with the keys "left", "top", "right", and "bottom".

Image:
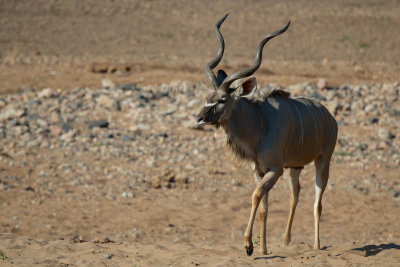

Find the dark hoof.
[{"left": 246, "top": 246, "right": 253, "bottom": 256}]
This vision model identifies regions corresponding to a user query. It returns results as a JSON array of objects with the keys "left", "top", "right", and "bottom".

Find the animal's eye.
[{"left": 219, "top": 97, "right": 227, "bottom": 103}]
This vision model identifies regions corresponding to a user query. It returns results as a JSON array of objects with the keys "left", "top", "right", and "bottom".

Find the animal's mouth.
[
  {"left": 195, "top": 115, "right": 208, "bottom": 125},
  {"left": 196, "top": 120, "right": 207, "bottom": 126}
]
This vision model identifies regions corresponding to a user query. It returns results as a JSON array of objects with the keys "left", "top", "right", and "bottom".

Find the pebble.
[
  {"left": 0, "top": 81, "right": 398, "bottom": 204},
  {"left": 101, "top": 79, "right": 116, "bottom": 90},
  {"left": 101, "top": 254, "right": 113, "bottom": 259},
  {"left": 103, "top": 132, "right": 114, "bottom": 139},
  {"left": 88, "top": 120, "right": 109, "bottom": 129},
  {"left": 187, "top": 99, "right": 201, "bottom": 108},
  {"left": 97, "top": 95, "right": 115, "bottom": 109},
  {"left": 61, "top": 122, "right": 72, "bottom": 132},
  {"left": 0, "top": 105, "right": 26, "bottom": 121},
  {"left": 38, "top": 88, "right": 58, "bottom": 98},
  {"left": 121, "top": 135, "right": 135, "bottom": 141},
  {"left": 121, "top": 191, "right": 135, "bottom": 198},
  {"left": 378, "top": 128, "right": 394, "bottom": 141},
  {"left": 117, "top": 83, "right": 139, "bottom": 91},
  {"left": 317, "top": 78, "right": 328, "bottom": 90}
]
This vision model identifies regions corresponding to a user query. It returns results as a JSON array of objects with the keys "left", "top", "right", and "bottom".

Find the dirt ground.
[{"left": 0, "top": 0, "right": 400, "bottom": 266}]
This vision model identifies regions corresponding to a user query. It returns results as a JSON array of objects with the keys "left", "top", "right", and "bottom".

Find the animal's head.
[{"left": 196, "top": 13, "right": 290, "bottom": 126}]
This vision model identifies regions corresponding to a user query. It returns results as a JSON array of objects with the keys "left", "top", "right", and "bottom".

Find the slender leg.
[
  {"left": 259, "top": 193, "right": 269, "bottom": 255},
  {"left": 244, "top": 167, "right": 283, "bottom": 256},
  {"left": 314, "top": 156, "right": 330, "bottom": 250},
  {"left": 253, "top": 167, "right": 268, "bottom": 255},
  {"left": 283, "top": 168, "right": 301, "bottom": 246}
]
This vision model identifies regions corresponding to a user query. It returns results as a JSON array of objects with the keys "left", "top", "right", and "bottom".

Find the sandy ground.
[{"left": 1, "top": 0, "right": 400, "bottom": 266}]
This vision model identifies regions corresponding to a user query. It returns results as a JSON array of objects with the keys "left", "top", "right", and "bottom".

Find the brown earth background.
[{"left": 0, "top": 0, "right": 400, "bottom": 266}]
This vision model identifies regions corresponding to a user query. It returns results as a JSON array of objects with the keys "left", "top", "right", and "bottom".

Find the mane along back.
[{"left": 251, "top": 87, "right": 291, "bottom": 103}]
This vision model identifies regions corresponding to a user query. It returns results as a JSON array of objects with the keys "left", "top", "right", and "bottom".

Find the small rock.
[
  {"left": 8, "top": 119, "right": 20, "bottom": 127},
  {"left": 12, "top": 125, "right": 29, "bottom": 135},
  {"left": 60, "top": 130, "right": 76, "bottom": 143},
  {"left": 97, "top": 95, "right": 115, "bottom": 109},
  {"left": 101, "top": 79, "right": 116, "bottom": 90},
  {"left": 73, "top": 236, "right": 86, "bottom": 243},
  {"left": 49, "top": 112, "right": 60, "bottom": 124},
  {"left": 117, "top": 83, "right": 138, "bottom": 91},
  {"left": 88, "top": 120, "right": 109, "bottom": 129},
  {"left": 326, "top": 101, "right": 342, "bottom": 115},
  {"left": 61, "top": 122, "right": 72, "bottom": 133},
  {"left": 113, "top": 100, "right": 121, "bottom": 111},
  {"left": 0, "top": 105, "right": 26, "bottom": 121},
  {"left": 317, "top": 78, "right": 328, "bottom": 90},
  {"left": 101, "top": 254, "right": 113, "bottom": 260},
  {"left": 390, "top": 190, "right": 400, "bottom": 199},
  {"left": 51, "top": 126, "right": 63, "bottom": 136},
  {"left": 121, "top": 191, "right": 135, "bottom": 198},
  {"left": 364, "top": 104, "right": 376, "bottom": 113},
  {"left": 37, "top": 118, "right": 49, "bottom": 128},
  {"left": 378, "top": 128, "right": 395, "bottom": 141},
  {"left": 101, "top": 237, "right": 114, "bottom": 243},
  {"left": 137, "top": 124, "right": 149, "bottom": 130},
  {"left": 88, "top": 63, "right": 109, "bottom": 73},
  {"left": 149, "top": 177, "right": 162, "bottom": 189},
  {"left": 103, "top": 132, "right": 114, "bottom": 139},
  {"left": 325, "top": 91, "right": 336, "bottom": 101},
  {"left": 121, "top": 135, "right": 135, "bottom": 141},
  {"left": 368, "top": 117, "right": 379, "bottom": 124},
  {"left": 38, "top": 88, "right": 58, "bottom": 98},
  {"left": 187, "top": 99, "right": 201, "bottom": 108},
  {"left": 0, "top": 98, "right": 7, "bottom": 109},
  {"left": 25, "top": 186, "right": 35, "bottom": 192}
]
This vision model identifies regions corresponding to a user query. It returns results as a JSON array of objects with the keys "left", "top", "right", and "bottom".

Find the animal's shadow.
[
  {"left": 254, "top": 255, "right": 286, "bottom": 260},
  {"left": 352, "top": 243, "right": 400, "bottom": 257}
]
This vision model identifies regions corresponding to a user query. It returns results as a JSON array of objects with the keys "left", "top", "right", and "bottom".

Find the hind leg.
[
  {"left": 283, "top": 168, "right": 301, "bottom": 246},
  {"left": 259, "top": 193, "right": 269, "bottom": 255},
  {"left": 313, "top": 155, "right": 330, "bottom": 249}
]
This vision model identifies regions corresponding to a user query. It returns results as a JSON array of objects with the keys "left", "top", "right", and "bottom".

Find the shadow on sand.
[
  {"left": 254, "top": 255, "right": 286, "bottom": 260},
  {"left": 352, "top": 243, "right": 400, "bottom": 257}
]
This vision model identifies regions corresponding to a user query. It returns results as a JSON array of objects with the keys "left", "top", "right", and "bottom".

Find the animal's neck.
[{"left": 221, "top": 99, "right": 262, "bottom": 160}]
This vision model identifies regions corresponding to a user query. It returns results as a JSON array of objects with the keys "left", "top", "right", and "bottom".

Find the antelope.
[{"left": 195, "top": 13, "right": 338, "bottom": 256}]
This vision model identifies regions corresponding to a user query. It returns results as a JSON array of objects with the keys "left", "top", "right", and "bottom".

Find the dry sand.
[{"left": 1, "top": 1, "right": 400, "bottom": 266}]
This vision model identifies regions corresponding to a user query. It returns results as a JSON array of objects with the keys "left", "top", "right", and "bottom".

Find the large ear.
[
  {"left": 216, "top": 69, "right": 228, "bottom": 86},
  {"left": 235, "top": 77, "right": 257, "bottom": 97}
]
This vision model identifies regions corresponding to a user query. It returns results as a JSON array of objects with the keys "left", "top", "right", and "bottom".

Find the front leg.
[
  {"left": 244, "top": 167, "right": 283, "bottom": 256},
  {"left": 253, "top": 166, "right": 269, "bottom": 255}
]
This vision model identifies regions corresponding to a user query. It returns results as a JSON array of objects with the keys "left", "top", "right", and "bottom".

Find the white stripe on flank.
[
  {"left": 292, "top": 101, "right": 304, "bottom": 147},
  {"left": 304, "top": 103, "right": 319, "bottom": 146}
]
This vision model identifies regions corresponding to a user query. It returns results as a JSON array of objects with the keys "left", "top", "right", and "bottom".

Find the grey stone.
[
  {"left": 368, "top": 117, "right": 379, "bottom": 124},
  {"left": 61, "top": 122, "right": 72, "bottom": 132},
  {"left": 88, "top": 120, "right": 109, "bottom": 129},
  {"left": 117, "top": 83, "right": 139, "bottom": 91},
  {"left": 8, "top": 119, "right": 20, "bottom": 127},
  {"left": 121, "top": 135, "right": 135, "bottom": 141},
  {"left": 103, "top": 132, "right": 114, "bottom": 138}
]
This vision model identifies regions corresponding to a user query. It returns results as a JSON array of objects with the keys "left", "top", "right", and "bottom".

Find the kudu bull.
[{"left": 196, "top": 13, "right": 338, "bottom": 256}]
